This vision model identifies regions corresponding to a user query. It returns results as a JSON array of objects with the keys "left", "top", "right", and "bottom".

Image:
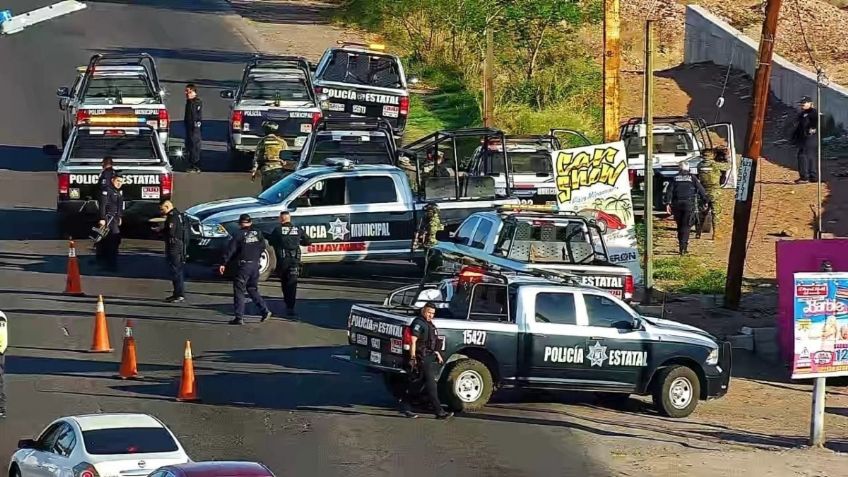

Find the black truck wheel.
[
  {"left": 652, "top": 365, "right": 701, "bottom": 418},
  {"left": 258, "top": 243, "right": 277, "bottom": 282},
  {"left": 442, "top": 358, "right": 493, "bottom": 412}
]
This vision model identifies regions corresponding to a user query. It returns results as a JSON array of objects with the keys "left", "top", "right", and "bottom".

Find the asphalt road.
[{"left": 0, "top": 1, "right": 609, "bottom": 475}]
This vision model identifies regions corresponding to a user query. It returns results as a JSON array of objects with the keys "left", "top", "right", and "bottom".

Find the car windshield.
[
  {"left": 258, "top": 172, "right": 310, "bottom": 203},
  {"left": 242, "top": 77, "right": 310, "bottom": 101},
  {"left": 624, "top": 132, "right": 694, "bottom": 156},
  {"left": 496, "top": 218, "right": 603, "bottom": 265},
  {"left": 84, "top": 74, "right": 156, "bottom": 100},
  {"left": 487, "top": 150, "right": 552, "bottom": 174},
  {"left": 308, "top": 134, "right": 393, "bottom": 165},
  {"left": 82, "top": 428, "right": 178, "bottom": 455},
  {"left": 69, "top": 132, "right": 161, "bottom": 163},
  {"left": 321, "top": 51, "right": 402, "bottom": 88}
]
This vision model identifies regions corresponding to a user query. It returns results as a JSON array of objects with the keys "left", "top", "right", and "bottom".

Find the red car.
[
  {"left": 578, "top": 209, "right": 626, "bottom": 234},
  {"left": 149, "top": 462, "right": 275, "bottom": 477}
]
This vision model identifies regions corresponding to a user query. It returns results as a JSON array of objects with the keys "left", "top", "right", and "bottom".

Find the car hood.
[
  {"left": 642, "top": 316, "right": 718, "bottom": 346},
  {"left": 186, "top": 197, "right": 267, "bottom": 223}
]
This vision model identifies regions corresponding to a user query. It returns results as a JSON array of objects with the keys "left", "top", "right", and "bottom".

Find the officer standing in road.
[
  {"left": 400, "top": 302, "right": 453, "bottom": 420},
  {"left": 184, "top": 84, "right": 203, "bottom": 173},
  {"left": 0, "top": 311, "right": 7, "bottom": 419},
  {"left": 219, "top": 214, "right": 272, "bottom": 325},
  {"left": 792, "top": 96, "right": 818, "bottom": 184},
  {"left": 98, "top": 156, "right": 115, "bottom": 192},
  {"left": 251, "top": 121, "right": 289, "bottom": 191},
  {"left": 97, "top": 172, "right": 124, "bottom": 270},
  {"left": 665, "top": 162, "right": 709, "bottom": 256},
  {"left": 159, "top": 200, "right": 188, "bottom": 303},
  {"left": 268, "top": 211, "right": 311, "bottom": 317}
]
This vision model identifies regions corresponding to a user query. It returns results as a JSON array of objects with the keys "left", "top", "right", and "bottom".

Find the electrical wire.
[
  {"left": 792, "top": 0, "right": 820, "bottom": 69},
  {"left": 713, "top": 46, "right": 737, "bottom": 124}
]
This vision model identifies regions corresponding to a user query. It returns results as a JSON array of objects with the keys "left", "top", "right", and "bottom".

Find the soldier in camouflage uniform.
[
  {"left": 413, "top": 202, "right": 444, "bottom": 273},
  {"left": 251, "top": 121, "right": 289, "bottom": 191},
  {"left": 698, "top": 146, "right": 730, "bottom": 228}
]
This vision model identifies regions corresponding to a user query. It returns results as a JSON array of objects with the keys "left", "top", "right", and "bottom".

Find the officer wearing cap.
[
  {"left": 792, "top": 95, "right": 818, "bottom": 184},
  {"left": 98, "top": 156, "right": 115, "bottom": 193},
  {"left": 665, "top": 161, "right": 709, "bottom": 255},
  {"left": 268, "top": 211, "right": 311, "bottom": 317},
  {"left": 219, "top": 214, "right": 272, "bottom": 325},
  {"left": 251, "top": 121, "right": 290, "bottom": 191},
  {"left": 97, "top": 172, "right": 124, "bottom": 270}
]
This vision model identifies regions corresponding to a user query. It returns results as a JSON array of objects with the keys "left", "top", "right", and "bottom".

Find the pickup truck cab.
[
  {"left": 313, "top": 43, "right": 417, "bottom": 138},
  {"left": 221, "top": 56, "right": 324, "bottom": 166},
  {"left": 50, "top": 123, "right": 176, "bottom": 236},
  {"left": 57, "top": 53, "right": 169, "bottom": 147},
  {"left": 185, "top": 161, "right": 518, "bottom": 280},
  {"left": 295, "top": 118, "right": 398, "bottom": 171},
  {"left": 432, "top": 205, "right": 634, "bottom": 300},
  {"left": 345, "top": 266, "right": 731, "bottom": 418}
]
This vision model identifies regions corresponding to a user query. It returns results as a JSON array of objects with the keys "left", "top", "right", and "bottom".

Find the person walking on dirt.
[
  {"left": 665, "top": 162, "right": 709, "bottom": 256},
  {"left": 792, "top": 96, "right": 818, "bottom": 184}
]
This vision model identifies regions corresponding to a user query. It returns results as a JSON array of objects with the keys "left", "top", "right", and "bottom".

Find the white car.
[{"left": 9, "top": 414, "right": 190, "bottom": 477}]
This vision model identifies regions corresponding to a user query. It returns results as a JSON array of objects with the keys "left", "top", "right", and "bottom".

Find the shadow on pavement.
[
  {"left": 86, "top": 0, "right": 228, "bottom": 15},
  {"left": 229, "top": 0, "right": 332, "bottom": 25},
  {"left": 0, "top": 208, "right": 61, "bottom": 240},
  {"left": 0, "top": 145, "right": 56, "bottom": 172},
  {"left": 6, "top": 355, "right": 179, "bottom": 377},
  {"left": 0, "top": 251, "right": 172, "bottom": 280},
  {"left": 3, "top": 307, "right": 229, "bottom": 327},
  {"left": 91, "top": 47, "right": 284, "bottom": 65},
  {"left": 161, "top": 78, "right": 241, "bottom": 90}
]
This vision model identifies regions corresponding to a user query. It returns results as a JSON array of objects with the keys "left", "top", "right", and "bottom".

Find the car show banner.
[
  {"left": 791, "top": 272, "right": 848, "bottom": 379},
  {"left": 551, "top": 141, "right": 642, "bottom": 283}
]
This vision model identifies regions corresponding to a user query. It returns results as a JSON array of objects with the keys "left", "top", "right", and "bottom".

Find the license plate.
[
  {"left": 370, "top": 351, "right": 381, "bottom": 364},
  {"left": 390, "top": 338, "right": 402, "bottom": 354},
  {"left": 371, "top": 337, "right": 380, "bottom": 349},
  {"left": 243, "top": 123, "right": 250, "bottom": 132},
  {"left": 147, "top": 120, "right": 158, "bottom": 129},
  {"left": 295, "top": 136, "right": 307, "bottom": 147},
  {"left": 356, "top": 334, "right": 368, "bottom": 346},
  {"left": 69, "top": 188, "right": 80, "bottom": 199},
  {"left": 328, "top": 102, "right": 345, "bottom": 112},
  {"left": 300, "top": 123, "right": 312, "bottom": 133},
  {"left": 538, "top": 187, "right": 557, "bottom": 195},
  {"left": 352, "top": 104, "right": 367, "bottom": 115},
  {"left": 636, "top": 170, "right": 645, "bottom": 176},
  {"left": 382, "top": 105, "right": 399, "bottom": 118},
  {"left": 141, "top": 186, "right": 160, "bottom": 199}
]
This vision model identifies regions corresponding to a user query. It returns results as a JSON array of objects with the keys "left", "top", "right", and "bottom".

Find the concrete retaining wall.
[{"left": 684, "top": 5, "right": 848, "bottom": 130}]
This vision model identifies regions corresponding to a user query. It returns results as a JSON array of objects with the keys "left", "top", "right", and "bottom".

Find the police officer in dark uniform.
[
  {"left": 792, "top": 95, "right": 818, "bottom": 184},
  {"left": 401, "top": 302, "right": 453, "bottom": 420},
  {"left": 219, "top": 214, "right": 272, "bottom": 325},
  {"left": 98, "top": 156, "right": 115, "bottom": 192},
  {"left": 665, "top": 161, "right": 709, "bottom": 255},
  {"left": 159, "top": 200, "right": 188, "bottom": 303},
  {"left": 268, "top": 211, "right": 311, "bottom": 317},
  {"left": 184, "top": 83, "right": 203, "bottom": 173},
  {"left": 97, "top": 172, "right": 124, "bottom": 270}
]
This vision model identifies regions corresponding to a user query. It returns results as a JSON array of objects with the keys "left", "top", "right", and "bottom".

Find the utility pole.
[
  {"left": 815, "top": 67, "right": 823, "bottom": 239},
  {"left": 644, "top": 20, "right": 655, "bottom": 302},
  {"left": 483, "top": 26, "right": 495, "bottom": 127},
  {"left": 724, "top": 0, "right": 782, "bottom": 309},
  {"left": 603, "top": 0, "right": 621, "bottom": 142}
]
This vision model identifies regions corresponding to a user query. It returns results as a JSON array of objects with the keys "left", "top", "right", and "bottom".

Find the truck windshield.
[
  {"left": 321, "top": 51, "right": 402, "bottom": 88},
  {"left": 242, "top": 77, "right": 310, "bottom": 101},
  {"left": 308, "top": 134, "right": 393, "bottom": 165},
  {"left": 624, "top": 132, "right": 694, "bottom": 156},
  {"left": 258, "top": 172, "right": 310, "bottom": 203},
  {"left": 496, "top": 219, "right": 603, "bottom": 265},
  {"left": 69, "top": 132, "right": 161, "bottom": 163},
  {"left": 84, "top": 74, "right": 156, "bottom": 100}
]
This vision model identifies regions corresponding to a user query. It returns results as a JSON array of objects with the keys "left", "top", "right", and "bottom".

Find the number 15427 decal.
[{"left": 463, "top": 330, "right": 486, "bottom": 346}]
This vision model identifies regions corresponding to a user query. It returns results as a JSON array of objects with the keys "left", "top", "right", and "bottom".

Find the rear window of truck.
[
  {"left": 69, "top": 133, "right": 161, "bottom": 163},
  {"left": 321, "top": 51, "right": 402, "bottom": 89},
  {"left": 84, "top": 74, "right": 156, "bottom": 99},
  {"left": 495, "top": 219, "right": 602, "bottom": 264}
]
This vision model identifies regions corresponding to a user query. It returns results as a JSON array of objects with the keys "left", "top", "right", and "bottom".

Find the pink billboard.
[{"left": 776, "top": 240, "right": 848, "bottom": 363}]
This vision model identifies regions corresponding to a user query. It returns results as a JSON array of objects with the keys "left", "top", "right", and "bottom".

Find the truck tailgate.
[
  {"left": 64, "top": 166, "right": 169, "bottom": 202},
  {"left": 348, "top": 305, "right": 413, "bottom": 372}
]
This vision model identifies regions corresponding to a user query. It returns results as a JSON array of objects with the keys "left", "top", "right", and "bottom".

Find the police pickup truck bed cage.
[
  {"left": 314, "top": 116, "right": 395, "bottom": 133},
  {"left": 400, "top": 127, "right": 512, "bottom": 198},
  {"left": 238, "top": 55, "right": 316, "bottom": 95},
  {"left": 488, "top": 129, "right": 591, "bottom": 151},
  {"left": 619, "top": 116, "right": 710, "bottom": 151},
  {"left": 77, "top": 53, "right": 163, "bottom": 103}
]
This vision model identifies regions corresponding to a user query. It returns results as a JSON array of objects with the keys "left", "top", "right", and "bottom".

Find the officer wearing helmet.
[{"left": 251, "top": 121, "right": 289, "bottom": 191}]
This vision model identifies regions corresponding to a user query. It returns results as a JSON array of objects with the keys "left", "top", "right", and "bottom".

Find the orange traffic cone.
[
  {"left": 117, "top": 320, "right": 140, "bottom": 379},
  {"left": 64, "top": 240, "right": 84, "bottom": 296},
  {"left": 177, "top": 340, "right": 199, "bottom": 401},
  {"left": 89, "top": 295, "right": 113, "bottom": 353}
]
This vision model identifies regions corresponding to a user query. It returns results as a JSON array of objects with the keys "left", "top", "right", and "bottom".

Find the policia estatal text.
[
  {"left": 251, "top": 121, "right": 290, "bottom": 191},
  {"left": 399, "top": 303, "right": 453, "bottom": 420},
  {"left": 665, "top": 162, "right": 709, "bottom": 255},
  {"left": 220, "top": 214, "right": 272, "bottom": 325},
  {"left": 268, "top": 211, "right": 310, "bottom": 316},
  {"left": 97, "top": 172, "right": 124, "bottom": 269}
]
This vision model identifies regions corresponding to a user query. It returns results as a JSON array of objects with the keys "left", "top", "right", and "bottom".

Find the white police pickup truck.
[
  {"left": 185, "top": 160, "right": 519, "bottom": 280},
  {"left": 345, "top": 266, "right": 731, "bottom": 418}
]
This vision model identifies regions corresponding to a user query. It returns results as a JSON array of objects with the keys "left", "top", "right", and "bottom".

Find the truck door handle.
[
  {"left": 589, "top": 337, "right": 604, "bottom": 340},
  {"left": 389, "top": 211, "right": 407, "bottom": 215}
]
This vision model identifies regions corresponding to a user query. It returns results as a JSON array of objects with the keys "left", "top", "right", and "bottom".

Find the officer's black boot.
[{"left": 229, "top": 317, "right": 244, "bottom": 325}]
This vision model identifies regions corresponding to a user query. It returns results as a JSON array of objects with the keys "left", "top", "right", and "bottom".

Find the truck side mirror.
[
  {"left": 43, "top": 145, "right": 61, "bottom": 156},
  {"left": 18, "top": 439, "right": 36, "bottom": 449},
  {"left": 435, "top": 230, "right": 451, "bottom": 241},
  {"left": 56, "top": 87, "right": 70, "bottom": 98},
  {"left": 220, "top": 90, "right": 235, "bottom": 99},
  {"left": 168, "top": 146, "right": 184, "bottom": 158}
]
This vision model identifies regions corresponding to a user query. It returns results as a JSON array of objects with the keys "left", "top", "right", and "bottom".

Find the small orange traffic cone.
[
  {"left": 89, "top": 295, "right": 113, "bottom": 353},
  {"left": 177, "top": 340, "right": 199, "bottom": 402},
  {"left": 64, "top": 240, "right": 84, "bottom": 296},
  {"left": 117, "top": 320, "right": 140, "bottom": 379}
]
